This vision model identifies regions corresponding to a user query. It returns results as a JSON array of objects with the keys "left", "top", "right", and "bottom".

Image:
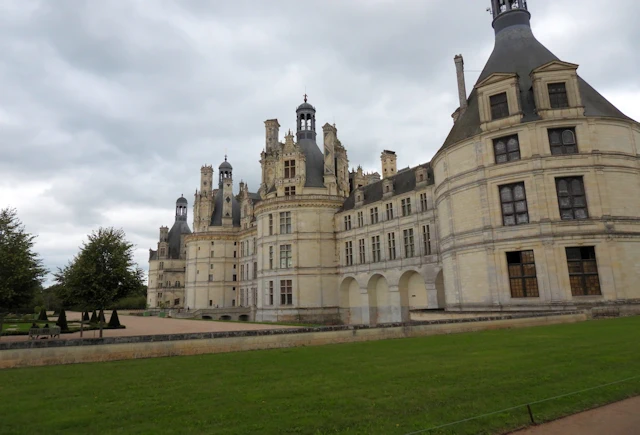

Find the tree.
[
  {"left": 98, "top": 309, "right": 106, "bottom": 323},
  {"left": 37, "top": 307, "right": 48, "bottom": 321},
  {"left": 56, "top": 308, "right": 68, "bottom": 332},
  {"left": 108, "top": 310, "right": 121, "bottom": 328},
  {"left": 0, "top": 208, "right": 47, "bottom": 310},
  {"left": 90, "top": 310, "right": 98, "bottom": 323},
  {"left": 82, "top": 311, "right": 90, "bottom": 322},
  {"left": 55, "top": 227, "right": 144, "bottom": 337}
]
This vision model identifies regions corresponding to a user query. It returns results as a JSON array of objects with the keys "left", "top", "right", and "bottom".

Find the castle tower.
[
  {"left": 490, "top": 0, "right": 528, "bottom": 19},
  {"left": 219, "top": 156, "right": 234, "bottom": 227},
  {"left": 380, "top": 150, "right": 397, "bottom": 179},
  {"left": 158, "top": 226, "right": 169, "bottom": 259},
  {"left": 296, "top": 94, "right": 316, "bottom": 142},
  {"left": 175, "top": 195, "right": 188, "bottom": 222},
  {"left": 200, "top": 165, "right": 213, "bottom": 196}
]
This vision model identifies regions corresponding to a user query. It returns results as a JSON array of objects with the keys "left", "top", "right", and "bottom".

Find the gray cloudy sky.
[{"left": 1, "top": 0, "right": 639, "bottom": 284}]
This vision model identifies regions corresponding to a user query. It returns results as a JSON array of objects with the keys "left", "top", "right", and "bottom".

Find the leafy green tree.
[
  {"left": 0, "top": 208, "right": 47, "bottom": 310},
  {"left": 55, "top": 227, "right": 144, "bottom": 337},
  {"left": 108, "top": 310, "right": 121, "bottom": 328},
  {"left": 56, "top": 308, "right": 69, "bottom": 332}
]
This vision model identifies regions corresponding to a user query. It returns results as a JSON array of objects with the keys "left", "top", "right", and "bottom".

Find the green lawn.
[{"left": 0, "top": 317, "right": 638, "bottom": 435}]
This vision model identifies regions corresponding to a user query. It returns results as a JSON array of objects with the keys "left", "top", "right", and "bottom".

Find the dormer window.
[
  {"left": 284, "top": 186, "right": 295, "bottom": 196},
  {"left": 284, "top": 160, "right": 296, "bottom": 178},
  {"left": 490, "top": 92, "right": 509, "bottom": 120},
  {"left": 548, "top": 83, "right": 569, "bottom": 109}
]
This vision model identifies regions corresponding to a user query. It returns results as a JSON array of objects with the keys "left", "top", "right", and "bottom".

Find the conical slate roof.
[{"left": 441, "top": 9, "right": 633, "bottom": 150}]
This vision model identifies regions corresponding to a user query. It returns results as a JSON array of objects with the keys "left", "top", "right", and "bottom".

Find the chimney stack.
[{"left": 454, "top": 55, "right": 467, "bottom": 113}]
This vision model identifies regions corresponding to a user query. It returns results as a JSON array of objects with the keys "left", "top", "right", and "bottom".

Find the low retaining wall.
[{"left": 0, "top": 312, "right": 586, "bottom": 369}]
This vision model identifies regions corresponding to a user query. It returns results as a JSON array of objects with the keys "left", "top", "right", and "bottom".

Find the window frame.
[
  {"left": 555, "top": 176, "right": 588, "bottom": 220},
  {"left": 548, "top": 127, "right": 578, "bottom": 155},
  {"left": 566, "top": 247, "right": 601, "bottom": 296},
  {"left": 358, "top": 239, "right": 366, "bottom": 264},
  {"left": 506, "top": 250, "right": 540, "bottom": 298},
  {"left": 548, "top": 82, "right": 569, "bottom": 109},
  {"left": 371, "top": 235, "right": 381, "bottom": 262},
  {"left": 403, "top": 228, "right": 415, "bottom": 258},
  {"left": 499, "top": 182, "right": 529, "bottom": 226},
  {"left": 284, "top": 159, "right": 296, "bottom": 179},
  {"left": 279, "top": 211, "right": 292, "bottom": 234},
  {"left": 493, "top": 134, "right": 521, "bottom": 164},
  {"left": 279, "top": 244, "right": 292, "bottom": 269},
  {"left": 344, "top": 241, "right": 353, "bottom": 266},
  {"left": 385, "top": 203, "right": 394, "bottom": 220},
  {"left": 401, "top": 198, "right": 412, "bottom": 217},
  {"left": 387, "top": 232, "right": 396, "bottom": 260},
  {"left": 280, "top": 279, "right": 293, "bottom": 305},
  {"left": 490, "top": 92, "right": 509, "bottom": 120},
  {"left": 370, "top": 207, "right": 379, "bottom": 224},
  {"left": 422, "top": 225, "right": 432, "bottom": 256}
]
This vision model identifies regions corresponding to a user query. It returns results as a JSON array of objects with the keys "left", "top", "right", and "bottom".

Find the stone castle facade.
[{"left": 148, "top": 2, "right": 640, "bottom": 324}]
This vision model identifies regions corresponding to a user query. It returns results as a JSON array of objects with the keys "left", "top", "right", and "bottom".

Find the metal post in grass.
[{"left": 527, "top": 404, "right": 535, "bottom": 425}]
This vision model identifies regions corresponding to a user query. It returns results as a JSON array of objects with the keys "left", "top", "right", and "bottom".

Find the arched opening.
[
  {"left": 339, "top": 277, "right": 362, "bottom": 325},
  {"left": 367, "top": 274, "right": 390, "bottom": 325},
  {"left": 220, "top": 315, "right": 232, "bottom": 321},
  {"left": 399, "top": 270, "right": 427, "bottom": 320},
  {"left": 202, "top": 315, "right": 212, "bottom": 320},
  {"left": 435, "top": 270, "right": 445, "bottom": 309},
  {"left": 238, "top": 314, "right": 249, "bottom": 322}
]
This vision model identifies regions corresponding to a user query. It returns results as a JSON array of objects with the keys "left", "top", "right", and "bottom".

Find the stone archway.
[
  {"left": 399, "top": 270, "right": 427, "bottom": 320},
  {"left": 435, "top": 270, "right": 445, "bottom": 308},
  {"left": 339, "top": 277, "right": 363, "bottom": 325},
  {"left": 367, "top": 274, "right": 390, "bottom": 325}
]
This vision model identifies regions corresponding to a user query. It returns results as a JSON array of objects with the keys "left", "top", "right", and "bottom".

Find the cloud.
[{"left": 0, "top": 0, "right": 638, "bottom": 284}]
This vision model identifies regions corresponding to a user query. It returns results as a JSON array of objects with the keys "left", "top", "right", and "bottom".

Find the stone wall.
[{"left": 0, "top": 312, "right": 585, "bottom": 369}]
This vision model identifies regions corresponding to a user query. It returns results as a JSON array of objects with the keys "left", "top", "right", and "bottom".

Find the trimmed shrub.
[
  {"left": 98, "top": 309, "right": 106, "bottom": 323},
  {"left": 108, "top": 310, "right": 121, "bottom": 328},
  {"left": 34, "top": 306, "right": 41, "bottom": 316},
  {"left": 37, "top": 307, "right": 48, "bottom": 321},
  {"left": 90, "top": 310, "right": 98, "bottom": 323},
  {"left": 56, "top": 308, "right": 69, "bottom": 332},
  {"left": 83, "top": 311, "right": 90, "bottom": 322},
  {"left": 110, "top": 295, "right": 147, "bottom": 310}
]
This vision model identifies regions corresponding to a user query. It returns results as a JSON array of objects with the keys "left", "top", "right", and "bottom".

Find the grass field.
[{"left": 0, "top": 317, "right": 638, "bottom": 435}]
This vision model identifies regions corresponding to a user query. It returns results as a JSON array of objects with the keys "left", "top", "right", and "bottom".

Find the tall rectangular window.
[
  {"left": 548, "top": 83, "right": 569, "bottom": 109},
  {"left": 358, "top": 239, "right": 366, "bottom": 264},
  {"left": 280, "top": 211, "right": 292, "bottom": 234},
  {"left": 208, "top": 274, "right": 213, "bottom": 282},
  {"left": 284, "top": 186, "right": 295, "bottom": 196},
  {"left": 284, "top": 160, "right": 296, "bottom": 178},
  {"left": 548, "top": 128, "right": 578, "bottom": 155},
  {"left": 370, "top": 207, "right": 379, "bottom": 224},
  {"left": 401, "top": 198, "right": 412, "bottom": 217},
  {"left": 556, "top": 177, "right": 588, "bottom": 220},
  {"left": 345, "top": 241, "right": 353, "bottom": 266},
  {"left": 490, "top": 92, "right": 509, "bottom": 120},
  {"left": 268, "top": 281, "right": 274, "bottom": 305},
  {"left": 268, "top": 214, "right": 273, "bottom": 235},
  {"left": 566, "top": 247, "right": 601, "bottom": 296},
  {"left": 357, "top": 211, "right": 364, "bottom": 227},
  {"left": 493, "top": 134, "right": 521, "bottom": 164},
  {"left": 422, "top": 225, "right": 432, "bottom": 255},
  {"left": 269, "top": 246, "right": 274, "bottom": 269},
  {"left": 253, "top": 262, "right": 257, "bottom": 279},
  {"left": 279, "top": 244, "right": 292, "bottom": 269},
  {"left": 403, "top": 228, "right": 415, "bottom": 258},
  {"left": 506, "top": 250, "right": 539, "bottom": 298},
  {"left": 500, "top": 182, "right": 529, "bottom": 226},
  {"left": 240, "top": 242, "right": 244, "bottom": 257},
  {"left": 371, "top": 235, "right": 381, "bottom": 262},
  {"left": 280, "top": 280, "right": 293, "bottom": 305},
  {"left": 419, "top": 193, "right": 428, "bottom": 212},
  {"left": 387, "top": 232, "right": 396, "bottom": 260},
  {"left": 240, "top": 265, "right": 244, "bottom": 281},
  {"left": 344, "top": 215, "right": 352, "bottom": 231},
  {"left": 386, "top": 203, "right": 394, "bottom": 220}
]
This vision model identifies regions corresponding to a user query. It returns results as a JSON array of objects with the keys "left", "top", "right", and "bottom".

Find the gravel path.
[
  {"left": 511, "top": 396, "right": 640, "bottom": 435},
  {"left": 1, "top": 312, "right": 296, "bottom": 342}
]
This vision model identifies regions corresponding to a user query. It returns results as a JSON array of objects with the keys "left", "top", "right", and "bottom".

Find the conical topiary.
[
  {"left": 90, "top": 310, "right": 98, "bottom": 323},
  {"left": 37, "top": 307, "right": 48, "bottom": 321},
  {"left": 83, "top": 311, "right": 90, "bottom": 322},
  {"left": 56, "top": 308, "right": 69, "bottom": 332},
  {"left": 108, "top": 310, "right": 121, "bottom": 328},
  {"left": 98, "top": 309, "right": 106, "bottom": 323}
]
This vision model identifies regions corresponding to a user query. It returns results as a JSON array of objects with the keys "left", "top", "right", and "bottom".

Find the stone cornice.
[{"left": 255, "top": 194, "right": 345, "bottom": 214}]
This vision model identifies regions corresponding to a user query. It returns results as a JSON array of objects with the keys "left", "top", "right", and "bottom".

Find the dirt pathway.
[{"left": 511, "top": 396, "right": 640, "bottom": 434}]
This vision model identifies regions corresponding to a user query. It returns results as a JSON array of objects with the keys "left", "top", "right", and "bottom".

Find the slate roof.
[
  {"left": 210, "top": 188, "right": 241, "bottom": 227},
  {"left": 298, "top": 138, "right": 326, "bottom": 188},
  {"left": 441, "top": 9, "right": 633, "bottom": 151},
  {"left": 167, "top": 219, "right": 191, "bottom": 259},
  {"left": 340, "top": 163, "right": 433, "bottom": 212}
]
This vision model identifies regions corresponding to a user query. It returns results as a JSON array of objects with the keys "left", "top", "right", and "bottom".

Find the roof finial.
[
  {"left": 303, "top": 93, "right": 308, "bottom": 103},
  {"left": 224, "top": 154, "right": 227, "bottom": 162}
]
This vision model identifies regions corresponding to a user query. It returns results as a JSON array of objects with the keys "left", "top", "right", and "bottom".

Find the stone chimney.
[
  {"left": 380, "top": 150, "right": 397, "bottom": 179},
  {"left": 454, "top": 54, "right": 467, "bottom": 113}
]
